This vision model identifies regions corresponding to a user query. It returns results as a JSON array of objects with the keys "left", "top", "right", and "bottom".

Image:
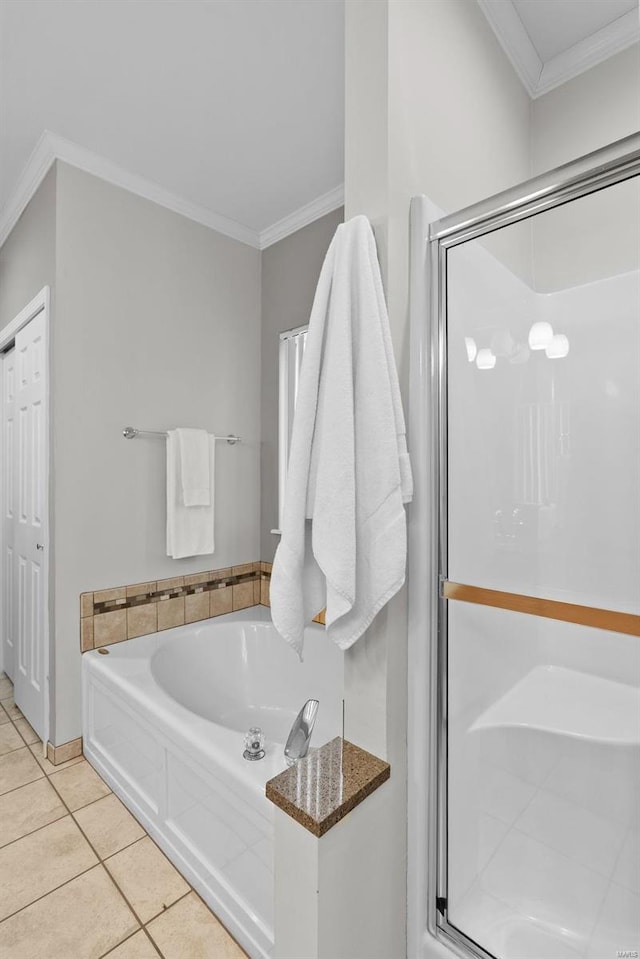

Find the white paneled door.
[
  {"left": 3, "top": 309, "right": 48, "bottom": 738},
  {"left": 2, "top": 347, "right": 16, "bottom": 681}
]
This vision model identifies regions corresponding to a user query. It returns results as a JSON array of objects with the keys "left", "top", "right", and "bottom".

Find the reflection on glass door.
[{"left": 442, "top": 174, "right": 640, "bottom": 959}]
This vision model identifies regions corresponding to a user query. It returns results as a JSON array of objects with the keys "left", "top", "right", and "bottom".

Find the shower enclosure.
[{"left": 409, "top": 134, "right": 640, "bottom": 959}]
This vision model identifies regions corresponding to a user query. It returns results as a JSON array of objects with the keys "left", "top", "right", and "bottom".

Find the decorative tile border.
[
  {"left": 80, "top": 563, "right": 262, "bottom": 651},
  {"left": 80, "top": 560, "right": 325, "bottom": 652}
]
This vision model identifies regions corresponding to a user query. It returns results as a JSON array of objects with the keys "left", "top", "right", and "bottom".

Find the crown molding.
[
  {"left": 0, "top": 130, "right": 344, "bottom": 254},
  {"left": 259, "top": 184, "right": 344, "bottom": 249},
  {"left": 477, "top": 0, "right": 640, "bottom": 99},
  {"left": 0, "top": 132, "right": 58, "bottom": 250},
  {"left": 536, "top": 9, "right": 640, "bottom": 97},
  {"left": 0, "top": 130, "right": 261, "bottom": 249},
  {"left": 477, "top": 0, "right": 542, "bottom": 96},
  {"left": 55, "top": 132, "right": 262, "bottom": 247},
  {"left": 0, "top": 130, "right": 264, "bottom": 249}
]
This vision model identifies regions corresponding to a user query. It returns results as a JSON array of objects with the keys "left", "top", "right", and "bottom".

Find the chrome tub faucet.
[{"left": 284, "top": 699, "right": 319, "bottom": 766}]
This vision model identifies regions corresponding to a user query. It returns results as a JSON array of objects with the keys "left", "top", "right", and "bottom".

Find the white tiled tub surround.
[{"left": 82, "top": 607, "right": 344, "bottom": 959}]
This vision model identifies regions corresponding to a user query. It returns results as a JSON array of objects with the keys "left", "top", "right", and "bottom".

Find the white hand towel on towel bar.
[
  {"left": 270, "top": 214, "right": 413, "bottom": 658},
  {"left": 166, "top": 430, "right": 215, "bottom": 559},
  {"left": 177, "top": 428, "right": 210, "bottom": 506}
]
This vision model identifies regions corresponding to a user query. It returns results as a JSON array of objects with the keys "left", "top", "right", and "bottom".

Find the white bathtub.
[{"left": 82, "top": 606, "right": 344, "bottom": 959}]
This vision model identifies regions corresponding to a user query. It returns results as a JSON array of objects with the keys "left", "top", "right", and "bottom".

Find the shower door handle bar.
[{"left": 442, "top": 581, "right": 640, "bottom": 637}]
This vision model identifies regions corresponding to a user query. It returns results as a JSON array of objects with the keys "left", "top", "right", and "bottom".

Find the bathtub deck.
[{"left": 0, "top": 673, "right": 248, "bottom": 959}]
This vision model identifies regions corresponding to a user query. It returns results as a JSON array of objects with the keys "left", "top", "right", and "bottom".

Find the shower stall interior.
[{"left": 409, "top": 134, "right": 640, "bottom": 959}]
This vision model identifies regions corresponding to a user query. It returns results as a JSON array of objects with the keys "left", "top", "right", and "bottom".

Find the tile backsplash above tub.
[
  {"left": 80, "top": 563, "right": 268, "bottom": 652},
  {"left": 79, "top": 561, "right": 327, "bottom": 652}
]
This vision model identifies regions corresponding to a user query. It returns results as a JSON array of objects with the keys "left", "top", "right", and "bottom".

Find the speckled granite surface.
[{"left": 265, "top": 737, "right": 390, "bottom": 837}]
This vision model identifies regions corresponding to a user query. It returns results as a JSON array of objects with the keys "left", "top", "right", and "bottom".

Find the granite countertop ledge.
[{"left": 265, "top": 737, "right": 390, "bottom": 837}]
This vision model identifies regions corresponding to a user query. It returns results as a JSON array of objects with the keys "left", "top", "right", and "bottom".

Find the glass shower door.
[{"left": 441, "top": 173, "right": 640, "bottom": 959}]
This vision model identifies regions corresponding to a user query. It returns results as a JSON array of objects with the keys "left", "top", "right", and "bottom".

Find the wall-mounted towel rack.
[{"left": 122, "top": 426, "right": 240, "bottom": 445}]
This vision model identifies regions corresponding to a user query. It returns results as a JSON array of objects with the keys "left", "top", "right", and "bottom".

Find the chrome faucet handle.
[
  {"left": 243, "top": 727, "right": 265, "bottom": 761},
  {"left": 284, "top": 699, "right": 319, "bottom": 767}
]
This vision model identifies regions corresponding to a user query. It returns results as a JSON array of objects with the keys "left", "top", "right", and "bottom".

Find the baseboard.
[{"left": 47, "top": 736, "right": 83, "bottom": 765}]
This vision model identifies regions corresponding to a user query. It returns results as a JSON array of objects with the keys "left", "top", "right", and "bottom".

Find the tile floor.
[{"left": 0, "top": 675, "right": 248, "bottom": 959}]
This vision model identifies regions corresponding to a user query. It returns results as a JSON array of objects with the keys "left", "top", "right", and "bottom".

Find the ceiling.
[
  {"left": 478, "top": 0, "right": 640, "bottom": 97},
  {"left": 512, "top": 0, "right": 638, "bottom": 62},
  {"left": 0, "top": 0, "right": 345, "bottom": 248}
]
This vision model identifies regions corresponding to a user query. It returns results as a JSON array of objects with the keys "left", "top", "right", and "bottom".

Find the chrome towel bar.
[{"left": 122, "top": 426, "right": 240, "bottom": 445}]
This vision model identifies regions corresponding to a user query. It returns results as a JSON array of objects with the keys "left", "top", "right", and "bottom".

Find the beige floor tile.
[
  {"left": 0, "top": 696, "right": 23, "bottom": 720},
  {"left": 0, "top": 746, "right": 44, "bottom": 795},
  {"left": 0, "top": 703, "right": 9, "bottom": 724},
  {"left": 0, "top": 815, "right": 98, "bottom": 920},
  {"left": 13, "top": 717, "right": 39, "bottom": 746},
  {"left": 29, "top": 742, "right": 83, "bottom": 775},
  {"left": 105, "top": 929, "right": 160, "bottom": 958},
  {"left": 147, "top": 892, "right": 247, "bottom": 959},
  {"left": 105, "top": 836, "right": 189, "bottom": 923},
  {"left": 74, "top": 793, "right": 145, "bottom": 859},
  {"left": 0, "top": 777, "right": 67, "bottom": 847},
  {"left": 0, "top": 675, "right": 13, "bottom": 699},
  {"left": 0, "top": 722, "right": 24, "bottom": 755},
  {"left": 0, "top": 864, "right": 139, "bottom": 959},
  {"left": 49, "top": 758, "right": 111, "bottom": 810}
]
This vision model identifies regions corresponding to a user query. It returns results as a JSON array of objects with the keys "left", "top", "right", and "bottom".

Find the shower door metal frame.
[{"left": 408, "top": 132, "right": 640, "bottom": 959}]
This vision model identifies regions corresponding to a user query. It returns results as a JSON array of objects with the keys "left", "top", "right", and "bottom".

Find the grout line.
[
  {"left": 0, "top": 861, "right": 100, "bottom": 925},
  {"left": 0, "top": 689, "right": 248, "bottom": 957},
  {"left": 102, "top": 834, "right": 192, "bottom": 927},
  {"left": 0, "top": 739, "right": 31, "bottom": 757},
  {"left": 0, "top": 803, "right": 69, "bottom": 852},
  {"left": 143, "top": 887, "right": 192, "bottom": 924},
  {"left": 0, "top": 771, "right": 46, "bottom": 801},
  {"left": 97, "top": 858, "right": 153, "bottom": 942},
  {"left": 98, "top": 927, "right": 147, "bottom": 958},
  {"left": 34, "top": 765, "right": 153, "bottom": 939},
  {"left": 99, "top": 923, "right": 165, "bottom": 959},
  {"left": 100, "top": 810, "right": 249, "bottom": 956},
  {"left": 138, "top": 924, "right": 165, "bottom": 958},
  {"left": 30, "top": 747, "right": 84, "bottom": 775},
  {"left": 70, "top": 818, "right": 145, "bottom": 862}
]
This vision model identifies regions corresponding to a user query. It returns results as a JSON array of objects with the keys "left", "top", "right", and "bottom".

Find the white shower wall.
[
  {"left": 445, "top": 187, "right": 640, "bottom": 957},
  {"left": 448, "top": 246, "right": 639, "bottom": 616}
]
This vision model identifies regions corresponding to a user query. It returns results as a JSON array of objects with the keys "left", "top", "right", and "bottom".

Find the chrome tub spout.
[{"left": 284, "top": 699, "right": 319, "bottom": 766}]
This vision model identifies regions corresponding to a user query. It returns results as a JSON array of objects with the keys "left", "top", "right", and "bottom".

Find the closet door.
[
  {"left": 12, "top": 310, "right": 48, "bottom": 738},
  {"left": 2, "top": 347, "right": 16, "bottom": 680}
]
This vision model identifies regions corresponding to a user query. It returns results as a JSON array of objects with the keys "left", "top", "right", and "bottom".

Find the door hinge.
[{"left": 436, "top": 896, "right": 447, "bottom": 916}]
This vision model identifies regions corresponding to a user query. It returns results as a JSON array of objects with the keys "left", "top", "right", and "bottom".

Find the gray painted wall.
[
  {"left": 0, "top": 162, "right": 262, "bottom": 744},
  {"left": 344, "top": 3, "right": 533, "bottom": 956},
  {"left": 52, "top": 163, "right": 261, "bottom": 742},
  {"left": 0, "top": 166, "right": 56, "bottom": 327},
  {"left": 260, "top": 207, "right": 343, "bottom": 561}
]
